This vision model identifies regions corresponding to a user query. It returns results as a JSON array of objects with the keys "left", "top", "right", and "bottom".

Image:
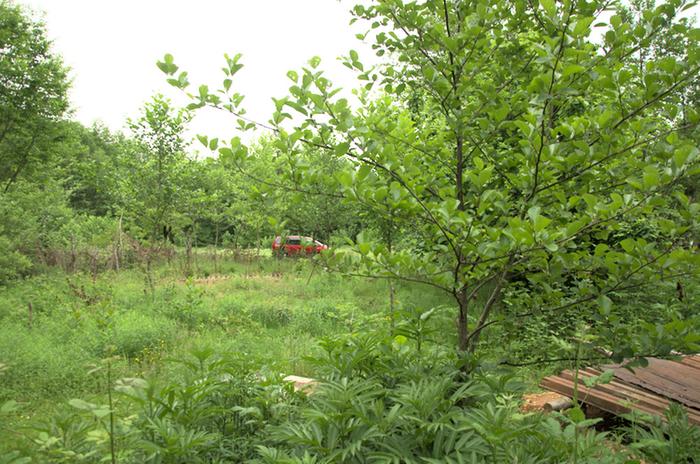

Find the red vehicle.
[{"left": 272, "top": 235, "right": 328, "bottom": 256}]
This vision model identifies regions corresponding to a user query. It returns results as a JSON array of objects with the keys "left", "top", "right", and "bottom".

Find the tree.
[
  {"left": 56, "top": 122, "right": 133, "bottom": 217},
  {"left": 0, "top": 0, "right": 69, "bottom": 192},
  {"left": 162, "top": 0, "right": 700, "bottom": 357},
  {"left": 125, "top": 94, "right": 190, "bottom": 243}
]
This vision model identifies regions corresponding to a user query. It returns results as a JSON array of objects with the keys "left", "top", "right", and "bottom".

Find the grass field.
[
  {"left": 2, "top": 252, "right": 698, "bottom": 462},
  {"left": 0, "top": 253, "right": 454, "bottom": 452}
]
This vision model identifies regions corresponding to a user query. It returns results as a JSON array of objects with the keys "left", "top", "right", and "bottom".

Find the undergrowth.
[{"left": 1, "top": 254, "right": 697, "bottom": 462}]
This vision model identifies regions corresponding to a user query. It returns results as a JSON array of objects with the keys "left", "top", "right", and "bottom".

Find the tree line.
[{"left": 0, "top": 2, "right": 365, "bottom": 283}]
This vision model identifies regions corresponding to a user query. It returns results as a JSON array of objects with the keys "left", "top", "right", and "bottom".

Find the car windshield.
[{"left": 287, "top": 238, "right": 301, "bottom": 245}]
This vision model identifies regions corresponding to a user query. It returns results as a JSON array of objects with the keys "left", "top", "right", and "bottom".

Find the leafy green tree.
[
  {"left": 247, "top": 139, "right": 360, "bottom": 243},
  {"left": 619, "top": 0, "right": 700, "bottom": 225},
  {"left": 163, "top": 0, "right": 700, "bottom": 358},
  {"left": 56, "top": 122, "right": 134, "bottom": 217},
  {"left": 125, "top": 94, "right": 190, "bottom": 243},
  {"left": 0, "top": 0, "right": 69, "bottom": 192},
  {"left": 191, "top": 158, "right": 244, "bottom": 248},
  {"left": 0, "top": 179, "right": 73, "bottom": 281}
]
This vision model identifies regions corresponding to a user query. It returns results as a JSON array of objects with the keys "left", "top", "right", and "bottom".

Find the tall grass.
[{"left": 0, "top": 252, "right": 453, "bottom": 454}]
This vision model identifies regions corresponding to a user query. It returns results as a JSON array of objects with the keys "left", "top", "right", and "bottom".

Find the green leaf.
[
  {"left": 156, "top": 54, "right": 178, "bottom": 74},
  {"left": 619, "top": 238, "right": 635, "bottom": 253},
  {"left": 358, "top": 242, "right": 370, "bottom": 255},
  {"left": 584, "top": 369, "right": 615, "bottom": 387},
  {"left": 565, "top": 218, "right": 587, "bottom": 236},
  {"left": 527, "top": 206, "right": 541, "bottom": 223},
  {"left": 544, "top": 242, "right": 559, "bottom": 252},
  {"left": 218, "top": 147, "right": 233, "bottom": 161},
  {"left": 534, "top": 215, "right": 551, "bottom": 232},
  {"left": 68, "top": 398, "right": 94, "bottom": 411},
  {"left": 92, "top": 408, "right": 111, "bottom": 418},
  {"left": 540, "top": 0, "right": 556, "bottom": 17},
  {"left": 597, "top": 295, "right": 612, "bottom": 315},
  {"left": 561, "top": 64, "right": 585, "bottom": 78},
  {"left": 673, "top": 147, "right": 690, "bottom": 167},
  {"left": 198, "top": 85, "right": 209, "bottom": 100},
  {"left": 597, "top": 109, "right": 615, "bottom": 128},
  {"left": 337, "top": 171, "right": 353, "bottom": 187},
  {"left": 492, "top": 104, "right": 509, "bottom": 122},
  {"left": 567, "top": 405, "right": 586, "bottom": 423},
  {"left": 573, "top": 17, "right": 594, "bottom": 36},
  {"left": 334, "top": 142, "right": 350, "bottom": 156},
  {"left": 1, "top": 400, "right": 18, "bottom": 414},
  {"left": 598, "top": 369, "right": 614, "bottom": 384},
  {"left": 642, "top": 166, "right": 659, "bottom": 189},
  {"left": 309, "top": 56, "right": 321, "bottom": 68}
]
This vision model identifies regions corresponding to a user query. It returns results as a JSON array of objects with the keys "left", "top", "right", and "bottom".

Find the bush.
[
  {"left": 0, "top": 236, "right": 33, "bottom": 283},
  {"left": 0, "top": 322, "right": 94, "bottom": 401},
  {"left": 245, "top": 302, "right": 293, "bottom": 329},
  {"left": 0, "top": 180, "right": 73, "bottom": 280},
  {"left": 109, "top": 311, "right": 176, "bottom": 360},
  {"left": 623, "top": 402, "right": 700, "bottom": 463},
  {"left": 10, "top": 329, "right": 700, "bottom": 463}
]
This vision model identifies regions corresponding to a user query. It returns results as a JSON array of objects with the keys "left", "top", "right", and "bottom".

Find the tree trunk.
[
  {"left": 185, "top": 229, "right": 193, "bottom": 277},
  {"left": 214, "top": 223, "right": 220, "bottom": 273},
  {"left": 456, "top": 288, "right": 469, "bottom": 352},
  {"left": 114, "top": 213, "right": 123, "bottom": 272},
  {"left": 389, "top": 280, "right": 396, "bottom": 334},
  {"left": 193, "top": 221, "right": 198, "bottom": 273},
  {"left": 144, "top": 255, "right": 155, "bottom": 295},
  {"left": 386, "top": 213, "right": 396, "bottom": 333}
]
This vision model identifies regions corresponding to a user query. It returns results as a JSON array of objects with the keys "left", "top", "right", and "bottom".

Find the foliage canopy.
[{"left": 162, "top": 0, "right": 700, "bottom": 356}]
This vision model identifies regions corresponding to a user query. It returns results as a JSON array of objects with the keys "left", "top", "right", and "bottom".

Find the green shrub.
[
  {"left": 109, "top": 311, "right": 176, "bottom": 360},
  {"left": 158, "top": 280, "right": 214, "bottom": 329},
  {"left": 18, "top": 349, "right": 301, "bottom": 463},
  {"left": 0, "top": 236, "right": 32, "bottom": 283},
  {"left": 0, "top": 322, "right": 95, "bottom": 401},
  {"left": 8, "top": 329, "right": 688, "bottom": 463},
  {"left": 624, "top": 402, "right": 700, "bottom": 463},
  {"left": 258, "top": 333, "right": 622, "bottom": 463},
  {"left": 246, "top": 302, "right": 293, "bottom": 328}
]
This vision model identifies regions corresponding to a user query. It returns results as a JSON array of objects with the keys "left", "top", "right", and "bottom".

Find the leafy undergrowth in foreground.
[
  {"left": 1, "top": 255, "right": 698, "bottom": 463},
  {"left": 2, "top": 331, "right": 699, "bottom": 463},
  {"left": 0, "top": 255, "right": 450, "bottom": 451}
]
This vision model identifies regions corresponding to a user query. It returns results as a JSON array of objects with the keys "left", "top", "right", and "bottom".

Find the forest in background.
[{"left": 2, "top": 0, "right": 700, "bottom": 462}]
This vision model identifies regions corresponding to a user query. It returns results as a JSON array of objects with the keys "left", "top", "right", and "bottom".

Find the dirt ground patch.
[
  {"left": 520, "top": 391, "right": 568, "bottom": 413},
  {"left": 180, "top": 275, "right": 232, "bottom": 285}
]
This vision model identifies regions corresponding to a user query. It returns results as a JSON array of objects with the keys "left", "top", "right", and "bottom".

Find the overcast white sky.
[
  {"left": 21, "top": 0, "right": 372, "bottom": 145},
  {"left": 18, "top": 1, "right": 699, "bottom": 149}
]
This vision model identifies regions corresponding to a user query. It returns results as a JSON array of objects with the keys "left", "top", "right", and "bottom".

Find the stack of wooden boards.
[{"left": 541, "top": 355, "right": 700, "bottom": 424}]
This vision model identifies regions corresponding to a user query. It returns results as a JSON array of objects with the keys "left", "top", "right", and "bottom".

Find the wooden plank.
[
  {"left": 569, "top": 369, "right": 678, "bottom": 406},
  {"left": 556, "top": 374, "right": 677, "bottom": 418},
  {"left": 541, "top": 356, "right": 700, "bottom": 425},
  {"left": 559, "top": 373, "right": 700, "bottom": 424},
  {"left": 679, "top": 355, "right": 700, "bottom": 370},
  {"left": 557, "top": 370, "right": 675, "bottom": 411},
  {"left": 541, "top": 377, "right": 649, "bottom": 418},
  {"left": 541, "top": 375, "right": 700, "bottom": 425},
  {"left": 609, "top": 358, "right": 700, "bottom": 409}
]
